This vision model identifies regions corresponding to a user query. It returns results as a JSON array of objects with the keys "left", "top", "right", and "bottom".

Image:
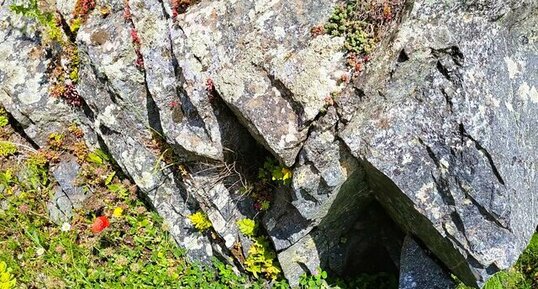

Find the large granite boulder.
[{"left": 340, "top": 0, "right": 538, "bottom": 286}]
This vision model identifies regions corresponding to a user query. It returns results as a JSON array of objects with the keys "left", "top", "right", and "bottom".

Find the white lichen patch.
[
  {"left": 223, "top": 234, "right": 235, "bottom": 248},
  {"left": 0, "top": 44, "right": 43, "bottom": 105},
  {"left": 517, "top": 82, "right": 538, "bottom": 103},
  {"left": 271, "top": 35, "right": 346, "bottom": 122},
  {"left": 402, "top": 153, "right": 413, "bottom": 165},
  {"left": 207, "top": 183, "right": 229, "bottom": 210},
  {"left": 416, "top": 182, "right": 435, "bottom": 202},
  {"left": 439, "top": 157, "right": 450, "bottom": 174},
  {"left": 504, "top": 56, "right": 524, "bottom": 79},
  {"left": 505, "top": 101, "right": 514, "bottom": 112},
  {"left": 136, "top": 171, "right": 156, "bottom": 189},
  {"left": 431, "top": 206, "right": 442, "bottom": 220},
  {"left": 183, "top": 235, "right": 204, "bottom": 251},
  {"left": 527, "top": 86, "right": 538, "bottom": 103},
  {"left": 100, "top": 104, "right": 117, "bottom": 126},
  {"left": 214, "top": 67, "right": 246, "bottom": 103},
  {"left": 254, "top": 0, "right": 280, "bottom": 14},
  {"left": 274, "top": 26, "right": 286, "bottom": 40}
]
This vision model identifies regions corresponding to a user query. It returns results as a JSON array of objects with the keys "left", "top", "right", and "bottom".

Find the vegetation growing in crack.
[
  {"left": 322, "top": 0, "right": 404, "bottom": 73},
  {"left": 70, "top": 0, "right": 96, "bottom": 33},
  {"left": 258, "top": 158, "right": 293, "bottom": 186},
  {"left": 9, "top": 0, "right": 63, "bottom": 42},
  {"left": 123, "top": 1, "right": 145, "bottom": 71},
  {"left": 0, "top": 117, "right": 279, "bottom": 288},
  {"left": 187, "top": 211, "right": 212, "bottom": 232},
  {"left": 9, "top": 0, "right": 93, "bottom": 107},
  {"left": 170, "top": 0, "right": 199, "bottom": 18},
  {"left": 237, "top": 218, "right": 282, "bottom": 280}
]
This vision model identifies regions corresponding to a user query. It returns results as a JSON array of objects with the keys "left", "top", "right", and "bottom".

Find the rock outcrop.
[
  {"left": 1, "top": 0, "right": 537, "bottom": 287},
  {"left": 340, "top": 0, "right": 538, "bottom": 285}
]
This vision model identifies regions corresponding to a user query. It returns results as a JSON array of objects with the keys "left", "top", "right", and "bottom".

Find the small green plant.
[
  {"left": 236, "top": 218, "right": 282, "bottom": 280},
  {"left": 325, "top": 2, "right": 376, "bottom": 55},
  {"left": 258, "top": 158, "right": 293, "bottom": 185},
  {"left": 48, "top": 132, "right": 64, "bottom": 149},
  {"left": 517, "top": 233, "right": 538, "bottom": 288},
  {"left": 0, "top": 108, "right": 8, "bottom": 128},
  {"left": 86, "top": 148, "right": 110, "bottom": 165},
  {"left": 0, "top": 261, "right": 16, "bottom": 289},
  {"left": 187, "top": 211, "right": 212, "bottom": 232},
  {"left": 0, "top": 141, "right": 17, "bottom": 157},
  {"left": 237, "top": 218, "right": 256, "bottom": 237},
  {"left": 0, "top": 127, "right": 291, "bottom": 288},
  {"left": 10, "top": 0, "right": 63, "bottom": 42},
  {"left": 299, "top": 269, "right": 328, "bottom": 289},
  {"left": 324, "top": 0, "right": 404, "bottom": 72},
  {"left": 244, "top": 237, "right": 281, "bottom": 280}
]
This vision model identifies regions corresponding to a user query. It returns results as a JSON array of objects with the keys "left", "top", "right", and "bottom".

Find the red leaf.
[{"left": 91, "top": 216, "right": 110, "bottom": 233}]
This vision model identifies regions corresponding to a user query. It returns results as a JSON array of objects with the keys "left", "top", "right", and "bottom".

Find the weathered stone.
[
  {"left": 47, "top": 156, "right": 88, "bottom": 223},
  {"left": 76, "top": 6, "right": 216, "bottom": 262},
  {"left": 399, "top": 236, "right": 456, "bottom": 289},
  {"left": 341, "top": 0, "right": 538, "bottom": 286},
  {"left": 2, "top": 0, "right": 538, "bottom": 287},
  {"left": 0, "top": 5, "right": 77, "bottom": 146},
  {"left": 129, "top": 0, "right": 223, "bottom": 161},
  {"left": 171, "top": 0, "right": 346, "bottom": 166}
]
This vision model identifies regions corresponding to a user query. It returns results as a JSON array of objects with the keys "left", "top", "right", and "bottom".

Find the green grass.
[
  {"left": 0, "top": 124, "right": 274, "bottom": 288},
  {"left": 454, "top": 233, "right": 538, "bottom": 289}
]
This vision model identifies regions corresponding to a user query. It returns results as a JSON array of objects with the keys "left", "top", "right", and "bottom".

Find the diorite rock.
[
  {"left": 399, "top": 236, "right": 456, "bottom": 289},
  {"left": 48, "top": 156, "right": 88, "bottom": 223},
  {"left": 1, "top": 0, "right": 537, "bottom": 287},
  {"left": 340, "top": 0, "right": 538, "bottom": 286}
]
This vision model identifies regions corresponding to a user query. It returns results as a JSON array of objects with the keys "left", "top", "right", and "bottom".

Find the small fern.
[{"left": 0, "top": 141, "right": 17, "bottom": 157}]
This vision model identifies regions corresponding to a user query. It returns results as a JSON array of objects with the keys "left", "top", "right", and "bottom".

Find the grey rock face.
[
  {"left": 1, "top": 0, "right": 538, "bottom": 287},
  {"left": 399, "top": 236, "right": 456, "bottom": 289},
  {"left": 47, "top": 156, "right": 88, "bottom": 223},
  {"left": 169, "top": 0, "right": 347, "bottom": 166},
  {"left": 0, "top": 5, "right": 78, "bottom": 146},
  {"left": 340, "top": 0, "right": 538, "bottom": 286}
]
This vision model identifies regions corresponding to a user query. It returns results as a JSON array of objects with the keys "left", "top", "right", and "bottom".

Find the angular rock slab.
[
  {"left": 47, "top": 156, "right": 88, "bottom": 223},
  {"left": 170, "top": 0, "right": 348, "bottom": 166},
  {"left": 129, "top": 0, "right": 224, "bottom": 161},
  {"left": 341, "top": 0, "right": 538, "bottom": 286},
  {"left": 399, "top": 236, "right": 456, "bottom": 289},
  {"left": 76, "top": 7, "right": 216, "bottom": 262}
]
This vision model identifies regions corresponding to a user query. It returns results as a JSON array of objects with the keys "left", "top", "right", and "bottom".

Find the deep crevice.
[{"left": 4, "top": 109, "right": 40, "bottom": 149}]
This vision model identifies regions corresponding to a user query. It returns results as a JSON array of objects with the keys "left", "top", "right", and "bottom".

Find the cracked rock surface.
[
  {"left": 340, "top": 0, "right": 538, "bottom": 285},
  {"left": 1, "top": 0, "right": 537, "bottom": 287}
]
